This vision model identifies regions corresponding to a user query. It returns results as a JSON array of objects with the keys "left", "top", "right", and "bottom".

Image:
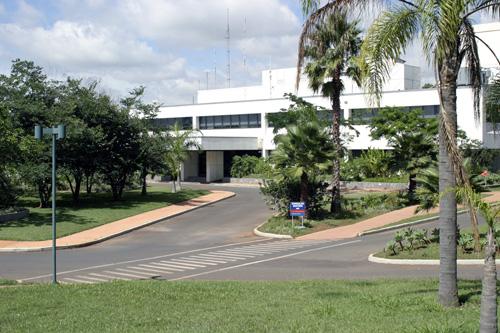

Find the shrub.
[
  {"left": 414, "top": 229, "right": 429, "bottom": 246},
  {"left": 0, "top": 169, "right": 21, "bottom": 208},
  {"left": 430, "top": 228, "right": 439, "bottom": 243},
  {"left": 458, "top": 233, "right": 474, "bottom": 253},
  {"left": 230, "top": 155, "right": 268, "bottom": 178},
  {"left": 394, "top": 231, "right": 405, "bottom": 251},
  {"left": 403, "top": 228, "right": 415, "bottom": 250}
]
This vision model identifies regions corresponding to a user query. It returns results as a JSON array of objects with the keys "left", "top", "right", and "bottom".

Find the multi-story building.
[{"left": 155, "top": 22, "right": 500, "bottom": 182}]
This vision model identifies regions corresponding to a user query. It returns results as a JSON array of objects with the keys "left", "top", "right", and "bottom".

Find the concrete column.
[
  {"left": 206, "top": 151, "right": 224, "bottom": 182},
  {"left": 181, "top": 151, "right": 199, "bottom": 181}
]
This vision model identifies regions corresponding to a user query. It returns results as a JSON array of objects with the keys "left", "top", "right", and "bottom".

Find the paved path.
[
  {"left": 298, "top": 191, "right": 500, "bottom": 241},
  {"left": 0, "top": 190, "right": 234, "bottom": 252}
]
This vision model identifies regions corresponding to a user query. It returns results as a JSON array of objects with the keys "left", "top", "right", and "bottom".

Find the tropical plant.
[
  {"left": 485, "top": 74, "right": 500, "bottom": 132},
  {"left": 164, "top": 122, "right": 200, "bottom": 193},
  {"left": 230, "top": 155, "right": 262, "bottom": 178},
  {"left": 394, "top": 231, "right": 405, "bottom": 251},
  {"left": 297, "top": 9, "right": 362, "bottom": 214},
  {"left": 403, "top": 227, "right": 415, "bottom": 250},
  {"left": 458, "top": 232, "right": 474, "bottom": 253},
  {"left": 385, "top": 240, "right": 398, "bottom": 256},
  {"left": 272, "top": 120, "right": 334, "bottom": 215},
  {"left": 414, "top": 229, "right": 429, "bottom": 247}
]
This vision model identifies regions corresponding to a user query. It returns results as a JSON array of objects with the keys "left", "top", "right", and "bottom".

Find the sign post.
[{"left": 289, "top": 202, "right": 306, "bottom": 229}]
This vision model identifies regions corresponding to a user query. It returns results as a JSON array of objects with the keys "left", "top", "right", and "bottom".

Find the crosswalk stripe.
[
  {"left": 210, "top": 251, "right": 255, "bottom": 258},
  {"left": 169, "top": 260, "right": 207, "bottom": 267},
  {"left": 215, "top": 250, "right": 261, "bottom": 256},
  {"left": 114, "top": 268, "right": 156, "bottom": 278},
  {"left": 63, "top": 277, "right": 94, "bottom": 284},
  {"left": 191, "top": 253, "right": 239, "bottom": 261},
  {"left": 146, "top": 262, "right": 185, "bottom": 272},
  {"left": 130, "top": 266, "right": 174, "bottom": 274},
  {"left": 77, "top": 275, "right": 107, "bottom": 282},
  {"left": 89, "top": 273, "right": 130, "bottom": 281},
  {"left": 104, "top": 270, "right": 151, "bottom": 279},
  {"left": 223, "top": 248, "right": 275, "bottom": 254},
  {"left": 175, "top": 258, "right": 219, "bottom": 266},
  {"left": 158, "top": 261, "right": 198, "bottom": 270},
  {"left": 138, "top": 264, "right": 176, "bottom": 273},
  {"left": 187, "top": 256, "right": 229, "bottom": 263}
]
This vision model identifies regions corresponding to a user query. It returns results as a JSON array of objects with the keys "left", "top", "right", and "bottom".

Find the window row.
[
  {"left": 150, "top": 117, "right": 193, "bottom": 130},
  {"left": 199, "top": 113, "right": 261, "bottom": 129},
  {"left": 350, "top": 105, "right": 439, "bottom": 125}
]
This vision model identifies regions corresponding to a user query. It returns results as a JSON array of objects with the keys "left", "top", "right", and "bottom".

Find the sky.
[{"left": 0, "top": 0, "right": 493, "bottom": 106}]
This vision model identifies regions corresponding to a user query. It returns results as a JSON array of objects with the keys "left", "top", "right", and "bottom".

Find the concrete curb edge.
[
  {"left": 368, "top": 253, "right": 494, "bottom": 265},
  {"left": 253, "top": 222, "right": 293, "bottom": 239},
  {"left": 0, "top": 191, "right": 236, "bottom": 253}
]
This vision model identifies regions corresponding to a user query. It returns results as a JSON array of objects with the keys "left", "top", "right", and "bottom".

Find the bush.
[
  {"left": 260, "top": 176, "right": 328, "bottom": 218},
  {"left": 230, "top": 155, "right": 269, "bottom": 178},
  {"left": 0, "top": 169, "right": 21, "bottom": 208},
  {"left": 341, "top": 149, "right": 397, "bottom": 181}
]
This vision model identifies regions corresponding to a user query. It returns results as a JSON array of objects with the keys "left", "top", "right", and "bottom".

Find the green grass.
[
  {"left": 0, "top": 279, "right": 490, "bottom": 332},
  {"left": 0, "top": 186, "right": 208, "bottom": 241},
  {"left": 375, "top": 243, "right": 486, "bottom": 260},
  {"left": 363, "top": 176, "right": 407, "bottom": 183},
  {"left": 0, "top": 279, "right": 17, "bottom": 286}
]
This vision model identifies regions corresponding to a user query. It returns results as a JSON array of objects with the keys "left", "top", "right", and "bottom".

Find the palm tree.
[
  {"left": 297, "top": 9, "right": 361, "bottom": 214},
  {"left": 456, "top": 186, "right": 498, "bottom": 333},
  {"left": 272, "top": 121, "right": 334, "bottom": 214},
  {"left": 298, "top": 0, "right": 500, "bottom": 307},
  {"left": 165, "top": 122, "right": 200, "bottom": 193}
]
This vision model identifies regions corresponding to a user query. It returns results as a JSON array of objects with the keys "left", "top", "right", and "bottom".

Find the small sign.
[{"left": 290, "top": 202, "right": 306, "bottom": 217}]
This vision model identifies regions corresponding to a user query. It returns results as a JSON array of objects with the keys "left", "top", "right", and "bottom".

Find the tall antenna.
[
  {"left": 243, "top": 17, "right": 247, "bottom": 80},
  {"left": 214, "top": 49, "right": 217, "bottom": 89},
  {"left": 226, "top": 8, "right": 231, "bottom": 88}
]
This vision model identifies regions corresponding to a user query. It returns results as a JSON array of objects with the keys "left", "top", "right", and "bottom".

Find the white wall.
[{"left": 206, "top": 151, "right": 224, "bottom": 182}]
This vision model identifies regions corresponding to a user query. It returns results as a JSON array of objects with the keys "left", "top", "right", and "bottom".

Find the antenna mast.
[{"left": 226, "top": 8, "right": 231, "bottom": 88}]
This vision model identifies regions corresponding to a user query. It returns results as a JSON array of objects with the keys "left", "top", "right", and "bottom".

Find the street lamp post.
[{"left": 34, "top": 124, "right": 66, "bottom": 284}]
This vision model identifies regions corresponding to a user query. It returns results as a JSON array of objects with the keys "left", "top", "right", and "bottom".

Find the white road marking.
[
  {"left": 170, "top": 240, "right": 361, "bottom": 281},
  {"left": 158, "top": 261, "right": 197, "bottom": 270},
  {"left": 129, "top": 266, "right": 173, "bottom": 274},
  {"left": 145, "top": 263, "right": 185, "bottom": 272},
  {"left": 138, "top": 264, "right": 177, "bottom": 273},
  {"left": 63, "top": 277, "right": 94, "bottom": 284},
  {"left": 21, "top": 238, "right": 271, "bottom": 281},
  {"left": 115, "top": 268, "right": 156, "bottom": 277},
  {"left": 104, "top": 270, "right": 152, "bottom": 279},
  {"left": 169, "top": 260, "right": 207, "bottom": 267},
  {"left": 186, "top": 256, "right": 229, "bottom": 263},
  {"left": 89, "top": 273, "right": 130, "bottom": 281},
  {"left": 174, "top": 258, "right": 219, "bottom": 266},
  {"left": 192, "top": 254, "right": 239, "bottom": 261},
  {"left": 77, "top": 275, "right": 107, "bottom": 282},
  {"left": 209, "top": 251, "right": 255, "bottom": 259}
]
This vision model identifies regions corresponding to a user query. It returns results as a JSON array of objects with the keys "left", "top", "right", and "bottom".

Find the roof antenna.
[{"left": 226, "top": 8, "right": 231, "bottom": 88}]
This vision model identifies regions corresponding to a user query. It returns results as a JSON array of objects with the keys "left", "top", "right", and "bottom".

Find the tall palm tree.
[
  {"left": 272, "top": 120, "right": 334, "bottom": 214},
  {"left": 297, "top": 9, "right": 361, "bottom": 214},
  {"left": 298, "top": 0, "right": 500, "bottom": 308},
  {"left": 165, "top": 122, "right": 200, "bottom": 193}
]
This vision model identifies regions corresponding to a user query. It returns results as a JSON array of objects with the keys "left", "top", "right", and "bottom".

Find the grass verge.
[
  {"left": 0, "top": 279, "right": 17, "bottom": 286},
  {"left": 0, "top": 279, "right": 489, "bottom": 332},
  {"left": 374, "top": 243, "right": 486, "bottom": 260},
  {"left": 0, "top": 186, "right": 208, "bottom": 241}
]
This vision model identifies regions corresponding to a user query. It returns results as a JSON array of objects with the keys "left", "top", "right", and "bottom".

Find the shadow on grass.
[{"left": 0, "top": 210, "right": 95, "bottom": 229}]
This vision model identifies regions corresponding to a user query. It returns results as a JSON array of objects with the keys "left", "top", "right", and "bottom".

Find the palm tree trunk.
[
  {"left": 330, "top": 88, "right": 342, "bottom": 214},
  {"left": 171, "top": 177, "right": 177, "bottom": 193},
  {"left": 438, "top": 70, "right": 459, "bottom": 307},
  {"left": 177, "top": 166, "right": 182, "bottom": 191},
  {"left": 480, "top": 227, "right": 497, "bottom": 333}
]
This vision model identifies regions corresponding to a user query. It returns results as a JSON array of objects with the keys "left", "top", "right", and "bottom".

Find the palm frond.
[
  {"left": 360, "top": 6, "right": 419, "bottom": 103},
  {"left": 460, "top": 18, "right": 482, "bottom": 121}
]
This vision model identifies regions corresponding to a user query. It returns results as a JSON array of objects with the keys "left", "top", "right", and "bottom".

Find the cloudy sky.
[{"left": 0, "top": 1, "right": 492, "bottom": 105}]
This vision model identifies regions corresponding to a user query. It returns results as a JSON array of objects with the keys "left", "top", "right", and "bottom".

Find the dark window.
[
  {"left": 151, "top": 117, "right": 192, "bottom": 130},
  {"left": 350, "top": 105, "right": 439, "bottom": 124},
  {"left": 198, "top": 113, "right": 261, "bottom": 129}
]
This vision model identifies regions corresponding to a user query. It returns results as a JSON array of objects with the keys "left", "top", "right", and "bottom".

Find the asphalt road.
[{"left": 0, "top": 184, "right": 488, "bottom": 283}]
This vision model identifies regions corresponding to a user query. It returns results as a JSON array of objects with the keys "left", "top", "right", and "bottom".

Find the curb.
[
  {"left": 368, "top": 253, "right": 496, "bottom": 265},
  {"left": 0, "top": 191, "right": 236, "bottom": 253},
  {"left": 253, "top": 222, "right": 293, "bottom": 239}
]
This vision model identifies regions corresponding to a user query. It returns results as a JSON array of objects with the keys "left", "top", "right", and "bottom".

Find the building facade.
[{"left": 155, "top": 22, "right": 500, "bottom": 182}]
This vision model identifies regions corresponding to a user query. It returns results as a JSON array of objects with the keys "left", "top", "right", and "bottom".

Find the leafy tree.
[
  {"left": 164, "top": 123, "right": 200, "bottom": 193},
  {"left": 299, "top": 0, "right": 500, "bottom": 307},
  {"left": 137, "top": 131, "right": 169, "bottom": 195},
  {"left": 272, "top": 120, "right": 334, "bottom": 216},
  {"left": 370, "top": 107, "right": 437, "bottom": 201},
  {"left": 297, "top": 10, "right": 362, "bottom": 214}
]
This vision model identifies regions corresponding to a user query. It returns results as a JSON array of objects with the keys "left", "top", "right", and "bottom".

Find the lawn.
[
  {"left": 0, "top": 186, "right": 208, "bottom": 241},
  {"left": 374, "top": 242, "right": 487, "bottom": 260},
  {"left": 0, "top": 279, "right": 489, "bottom": 332}
]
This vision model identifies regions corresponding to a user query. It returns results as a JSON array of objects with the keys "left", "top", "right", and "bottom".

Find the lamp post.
[{"left": 34, "top": 124, "right": 66, "bottom": 284}]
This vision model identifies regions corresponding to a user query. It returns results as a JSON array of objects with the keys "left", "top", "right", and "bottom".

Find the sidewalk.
[
  {"left": 298, "top": 191, "right": 500, "bottom": 241},
  {"left": 0, "top": 191, "right": 235, "bottom": 252}
]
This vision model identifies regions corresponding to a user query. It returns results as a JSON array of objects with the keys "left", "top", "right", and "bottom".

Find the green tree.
[
  {"left": 299, "top": 0, "right": 500, "bottom": 308},
  {"left": 272, "top": 120, "right": 334, "bottom": 215},
  {"left": 164, "top": 123, "right": 200, "bottom": 193},
  {"left": 370, "top": 108, "right": 437, "bottom": 201},
  {"left": 137, "top": 131, "right": 169, "bottom": 196},
  {"left": 297, "top": 10, "right": 361, "bottom": 214}
]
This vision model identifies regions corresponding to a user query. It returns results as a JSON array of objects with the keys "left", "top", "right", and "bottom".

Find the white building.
[{"left": 156, "top": 22, "right": 500, "bottom": 182}]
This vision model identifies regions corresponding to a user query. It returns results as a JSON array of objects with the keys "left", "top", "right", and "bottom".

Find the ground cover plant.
[
  {"left": 377, "top": 225, "right": 500, "bottom": 260},
  {"left": 0, "top": 279, "right": 492, "bottom": 332},
  {"left": 0, "top": 186, "right": 208, "bottom": 241}
]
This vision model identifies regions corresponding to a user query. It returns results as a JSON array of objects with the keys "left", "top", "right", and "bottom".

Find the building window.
[
  {"left": 151, "top": 117, "right": 193, "bottom": 130},
  {"left": 350, "top": 105, "right": 439, "bottom": 125},
  {"left": 198, "top": 113, "right": 261, "bottom": 129}
]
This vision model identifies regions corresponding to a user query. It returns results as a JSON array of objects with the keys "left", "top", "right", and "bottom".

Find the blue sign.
[{"left": 289, "top": 202, "right": 306, "bottom": 217}]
